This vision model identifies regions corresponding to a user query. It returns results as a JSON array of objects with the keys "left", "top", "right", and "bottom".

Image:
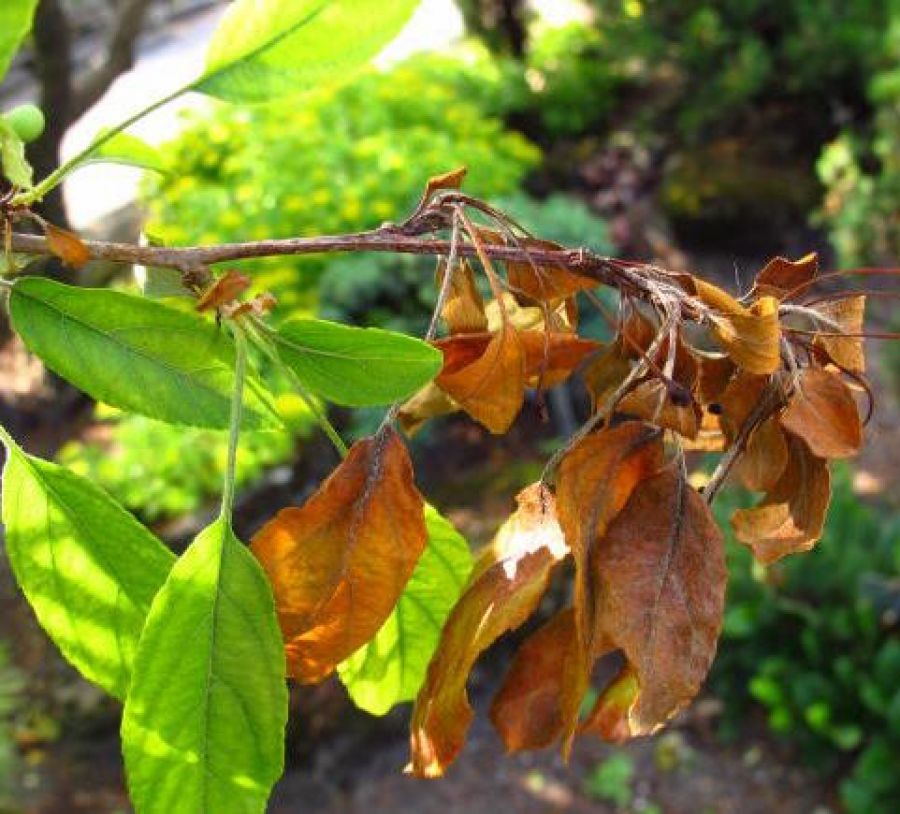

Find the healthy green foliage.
[
  {"left": 338, "top": 506, "right": 472, "bottom": 715},
  {"left": 9, "top": 278, "right": 277, "bottom": 431},
  {"left": 197, "top": 0, "right": 418, "bottom": 103},
  {"left": 121, "top": 518, "right": 287, "bottom": 814},
  {"left": 87, "top": 132, "right": 167, "bottom": 174},
  {"left": 271, "top": 318, "right": 443, "bottom": 407},
  {"left": 0, "top": 0, "right": 38, "bottom": 84},
  {"left": 0, "top": 427, "right": 174, "bottom": 699}
]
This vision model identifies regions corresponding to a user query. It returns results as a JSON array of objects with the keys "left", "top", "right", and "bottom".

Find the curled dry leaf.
[
  {"left": 398, "top": 383, "right": 458, "bottom": 436},
  {"left": 692, "top": 279, "right": 781, "bottom": 374},
  {"left": 251, "top": 429, "right": 426, "bottom": 683},
  {"left": 779, "top": 368, "right": 862, "bottom": 459},
  {"left": 436, "top": 323, "right": 525, "bottom": 434},
  {"left": 618, "top": 379, "right": 701, "bottom": 439},
  {"left": 731, "top": 435, "right": 831, "bottom": 564},
  {"left": 489, "top": 608, "right": 580, "bottom": 752},
  {"left": 753, "top": 252, "right": 818, "bottom": 299},
  {"left": 720, "top": 372, "right": 787, "bottom": 492},
  {"left": 408, "top": 483, "right": 567, "bottom": 778},
  {"left": 196, "top": 270, "right": 252, "bottom": 313},
  {"left": 695, "top": 352, "right": 736, "bottom": 405},
  {"left": 556, "top": 422, "right": 664, "bottom": 745},
  {"left": 583, "top": 468, "right": 727, "bottom": 740},
  {"left": 583, "top": 340, "right": 632, "bottom": 411},
  {"left": 506, "top": 238, "right": 597, "bottom": 302},
  {"left": 44, "top": 223, "right": 91, "bottom": 269},
  {"left": 812, "top": 295, "right": 866, "bottom": 373},
  {"left": 437, "top": 259, "right": 487, "bottom": 335}
]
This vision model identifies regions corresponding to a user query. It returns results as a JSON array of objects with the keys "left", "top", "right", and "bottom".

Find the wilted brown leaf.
[
  {"left": 812, "top": 295, "right": 866, "bottom": 373},
  {"left": 585, "top": 468, "right": 727, "bottom": 738},
  {"left": 44, "top": 223, "right": 91, "bottom": 269},
  {"left": 437, "top": 259, "right": 487, "bottom": 335},
  {"left": 583, "top": 340, "right": 632, "bottom": 411},
  {"left": 419, "top": 166, "right": 467, "bottom": 207},
  {"left": 753, "top": 253, "right": 818, "bottom": 299},
  {"left": 731, "top": 435, "right": 831, "bottom": 564},
  {"left": 196, "top": 270, "right": 252, "bottom": 312},
  {"left": 436, "top": 324, "right": 526, "bottom": 434},
  {"left": 397, "top": 383, "right": 458, "bottom": 436},
  {"left": 409, "top": 483, "right": 568, "bottom": 777},
  {"left": 490, "top": 608, "right": 581, "bottom": 752},
  {"left": 618, "top": 379, "right": 702, "bottom": 439},
  {"left": 695, "top": 352, "right": 736, "bottom": 405},
  {"left": 519, "top": 330, "right": 600, "bottom": 388},
  {"left": 779, "top": 368, "right": 862, "bottom": 459},
  {"left": 251, "top": 429, "right": 426, "bottom": 683},
  {"left": 692, "top": 279, "right": 781, "bottom": 373},
  {"left": 506, "top": 238, "right": 597, "bottom": 302}
]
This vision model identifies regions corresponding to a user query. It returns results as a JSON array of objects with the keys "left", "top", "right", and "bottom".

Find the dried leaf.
[
  {"left": 436, "top": 324, "right": 526, "bottom": 434},
  {"left": 695, "top": 352, "right": 735, "bottom": 405},
  {"left": 408, "top": 483, "right": 567, "bottom": 777},
  {"left": 720, "top": 372, "right": 787, "bottom": 491},
  {"left": 490, "top": 608, "right": 580, "bottom": 752},
  {"left": 422, "top": 166, "right": 467, "bottom": 201},
  {"left": 397, "top": 383, "right": 458, "bottom": 436},
  {"left": 585, "top": 468, "right": 727, "bottom": 738},
  {"left": 731, "top": 436, "right": 831, "bottom": 564},
  {"left": 753, "top": 253, "right": 818, "bottom": 299},
  {"left": 44, "top": 223, "right": 91, "bottom": 269},
  {"left": 618, "top": 379, "right": 701, "bottom": 439},
  {"left": 583, "top": 340, "right": 632, "bottom": 411},
  {"left": 196, "top": 270, "right": 252, "bottom": 312},
  {"left": 437, "top": 259, "right": 487, "bottom": 335},
  {"left": 779, "top": 368, "right": 862, "bottom": 459},
  {"left": 519, "top": 330, "right": 601, "bottom": 388},
  {"left": 812, "top": 295, "right": 866, "bottom": 373},
  {"left": 506, "top": 238, "right": 597, "bottom": 302},
  {"left": 581, "top": 665, "right": 640, "bottom": 742},
  {"left": 692, "top": 279, "right": 781, "bottom": 373},
  {"left": 251, "top": 430, "right": 426, "bottom": 683},
  {"left": 556, "top": 423, "right": 664, "bottom": 745}
]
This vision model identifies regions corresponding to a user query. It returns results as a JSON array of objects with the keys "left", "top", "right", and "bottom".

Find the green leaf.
[
  {"left": 338, "top": 506, "right": 471, "bottom": 715},
  {"left": 0, "top": 1, "right": 38, "bottom": 85},
  {"left": 195, "top": 0, "right": 419, "bottom": 103},
  {"left": 271, "top": 318, "right": 442, "bottom": 407},
  {"left": 122, "top": 518, "right": 287, "bottom": 814},
  {"left": 9, "top": 278, "right": 277, "bottom": 430},
  {"left": 86, "top": 132, "right": 167, "bottom": 174},
  {"left": 0, "top": 118, "right": 33, "bottom": 189},
  {"left": 0, "top": 427, "right": 174, "bottom": 699}
]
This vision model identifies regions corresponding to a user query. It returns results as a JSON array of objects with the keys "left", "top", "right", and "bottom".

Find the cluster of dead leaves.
[{"left": 245, "top": 175, "right": 868, "bottom": 778}]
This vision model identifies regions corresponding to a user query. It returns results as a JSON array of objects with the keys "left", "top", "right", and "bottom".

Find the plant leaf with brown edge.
[
  {"left": 436, "top": 259, "right": 487, "bottom": 335},
  {"left": 731, "top": 435, "right": 831, "bottom": 564},
  {"left": 779, "top": 368, "right": 862, "bottom": 459},
  {"left": 435, "top": 323, "right": 525, "bottom": 434},
  {"left": 813, "top": 295, "right": 866, "bottom": 373},
  {"left": 44, "top": 223, "right": 91, "bottom": 269},
  {"left": 251, "top": 429, "right": 426, "bottom": 684},
  {"left": 692, "top": 279, "right": 781, "bottom": 374},
  {"left": 585, "top": 467, "right": 726, "bottom": 739},
  {"left": 489, "top": 608, "right": 580, "bottom": 752},
  {"left": 555, "top": 422, "right": 664, "bottom": 747},
  {"left": 408, "top": 483, "right": 567, "bottom": 778},
  {"left": 753, "top": 253, "right": 818, "bottom": 299}
]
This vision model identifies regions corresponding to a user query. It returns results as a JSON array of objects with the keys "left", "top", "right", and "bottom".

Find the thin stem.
[
  {"left": 12, "top": 82, "right": 192, "bottom": 206},
  {"left": 245, "top": 317, "right": 348, "bottom": 458},
  {"left": 425, "top": 212, "right": 461, "bottom": 341},
  {"left": 220, "top": 325, "right": 248, "bottom": 519}
]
